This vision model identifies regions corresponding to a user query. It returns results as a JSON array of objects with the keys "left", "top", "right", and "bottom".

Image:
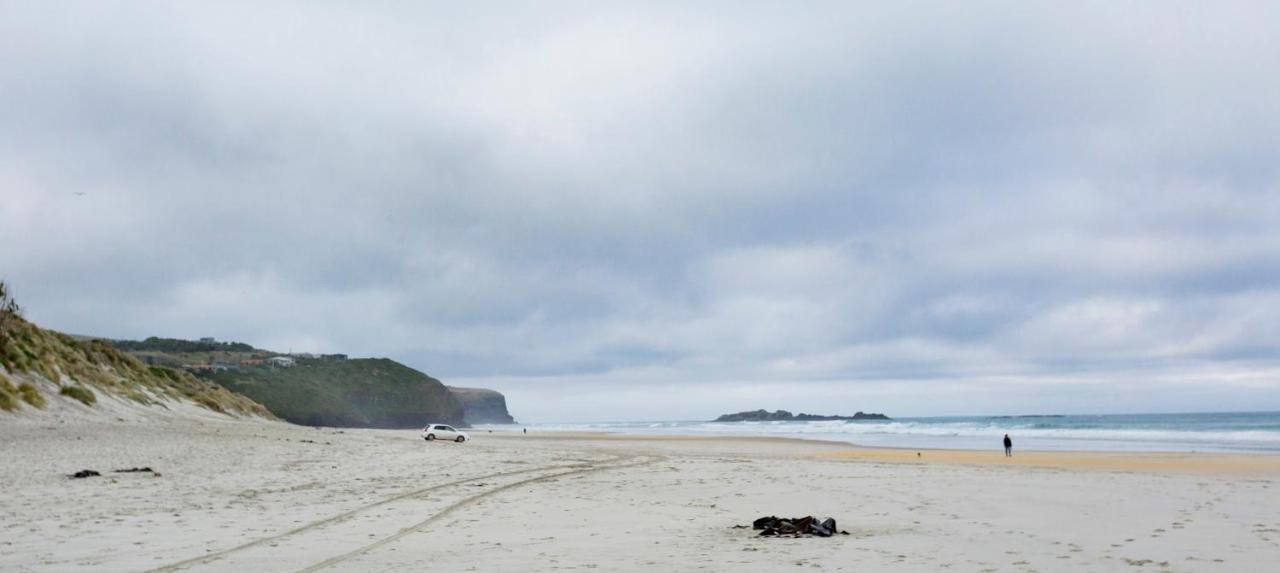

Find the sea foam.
[{"left": 522, "top": 411, "right": 1280, "bottom": 453}]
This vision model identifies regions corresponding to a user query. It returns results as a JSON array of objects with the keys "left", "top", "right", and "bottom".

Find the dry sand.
[{"left": 2, "top": 416, "right": 1278, "bottom": 572}]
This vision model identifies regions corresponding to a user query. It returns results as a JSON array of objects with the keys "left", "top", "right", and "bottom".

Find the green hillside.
[{"left": 208, "top": 358, "right": 464, "bottom": 428}]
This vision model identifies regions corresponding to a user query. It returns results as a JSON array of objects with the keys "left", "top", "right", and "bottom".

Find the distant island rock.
[{"left": 714, "top": 409, "right": 890, "bottom": 422}]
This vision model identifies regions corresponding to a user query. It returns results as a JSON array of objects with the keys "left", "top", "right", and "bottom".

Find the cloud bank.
[{"left": 3, "top": 1, "right": 1278, "bottom": 420}]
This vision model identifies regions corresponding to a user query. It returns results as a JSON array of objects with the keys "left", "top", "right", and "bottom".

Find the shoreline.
[
  {"left": 509, "top": 430, "right": 1280, "bottom": 475},
  {"left": 501, "top": 410, "right": 1280, "bottom": 456}
]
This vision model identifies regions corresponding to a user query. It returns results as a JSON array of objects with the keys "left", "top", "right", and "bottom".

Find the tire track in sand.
[
  {"left": 295, "top": 455, "right": 663, "bottom": 573},
  {"left": 144, "top": 457, "right": 630, "bottom": 573}
]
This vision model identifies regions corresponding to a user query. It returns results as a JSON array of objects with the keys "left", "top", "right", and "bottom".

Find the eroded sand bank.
[{"left": 2, "top": 417, "right": 1277, "bottom": 572}]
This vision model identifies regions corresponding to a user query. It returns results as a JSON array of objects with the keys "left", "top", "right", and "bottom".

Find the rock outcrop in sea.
[{"left": 714, "top": 409, "right": 889, "bottom": 422}]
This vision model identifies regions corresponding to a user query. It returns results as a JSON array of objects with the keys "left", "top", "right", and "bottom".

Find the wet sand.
[
  {"left": 2, "top": 417, "right": 1277, "bottom": 572},
  {"left": 817, "top": 446, "right": 1280, "bottom": 475}
]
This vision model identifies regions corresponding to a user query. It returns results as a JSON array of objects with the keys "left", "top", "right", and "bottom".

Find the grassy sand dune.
[{"left": 0, "top": 317, "right": 272, "bottom": 418}]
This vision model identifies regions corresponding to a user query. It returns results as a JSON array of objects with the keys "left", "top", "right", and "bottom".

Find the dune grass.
[
  {"left": 17, "top": 382, "right": 44, "bottom": 408},
  {"left": 0, "top": 373, "right": 17, "bottom": 411},
  {"left": 59, "top": 384, "right": 96, "bottom": 406}
]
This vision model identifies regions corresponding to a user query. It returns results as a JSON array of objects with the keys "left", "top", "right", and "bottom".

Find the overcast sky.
[{"left": 3, "top": 2, "right": 1279, "bottom": 421}]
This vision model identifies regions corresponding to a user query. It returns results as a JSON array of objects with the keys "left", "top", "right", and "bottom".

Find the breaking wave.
[{"left": 528, "top": 412, "right": 1280, "bottom": 453}]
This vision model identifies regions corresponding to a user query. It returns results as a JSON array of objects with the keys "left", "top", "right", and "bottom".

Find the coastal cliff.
[
  {"left": 1, "top": 294, "right": 490, "bottom": 430},
  {"left": 209, "top": 359, "right": 464, "bottom": 428},
  {"left": 714, "top": 409, "right": 889, "bottom": 422},
  {"left": 448, "top": 386, "right": 517, "bottom": 424},
  {"left": 93, "top": 335, "right": 470, "bottom": 429}
]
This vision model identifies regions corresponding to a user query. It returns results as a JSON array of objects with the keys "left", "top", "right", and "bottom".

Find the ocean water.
[{"left": 516, "top": 412, "right": 1280, "bottom": 453}]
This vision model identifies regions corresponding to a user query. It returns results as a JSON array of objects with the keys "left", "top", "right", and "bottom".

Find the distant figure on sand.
[
  {"left": 523, "top": 428, "right": 527, "bottom": 435},
  {"left": 1003, "top": 434, "right": 1013, "bottom": 457}
]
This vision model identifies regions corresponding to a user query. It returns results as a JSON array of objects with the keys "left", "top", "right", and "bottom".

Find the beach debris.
[
  {"left": 68, "top": 470, "right": 101, "bottom": 479},
  {"left": 113, "top": 467, "right": 161, "bottom": 477},
  {"left": 750, "top": 516, "right": 848, "bottom": 537}
]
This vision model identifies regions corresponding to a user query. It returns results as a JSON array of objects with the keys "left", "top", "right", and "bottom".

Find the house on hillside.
[
  {"left": 211, "top": 361, "right": 239, "bottom": 372},
  {"left": 322, "top": 353, "right": 348, "bottom": 361},
  {"left": 240, "top": 358, "right": 265, "bottom": 367},
  {"left": 267, "top": 356, "right": 296, "bottom": 368}
]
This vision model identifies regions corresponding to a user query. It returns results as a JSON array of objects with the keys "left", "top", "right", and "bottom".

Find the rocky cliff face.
[{"left": 447, "top": 386, "right": 516, "bottom": 425}]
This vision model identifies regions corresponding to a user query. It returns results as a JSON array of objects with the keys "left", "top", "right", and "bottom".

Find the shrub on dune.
[
  {"left": 60, "top": 384, "right": 96, "bottom": 406},
  {"left": 17, "top": 382, "right": 44, "bottom": 408},
  {"left": 0, "top": 374, "right": 18, "bottom": 411}
]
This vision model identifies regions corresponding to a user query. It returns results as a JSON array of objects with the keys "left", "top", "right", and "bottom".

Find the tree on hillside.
[
  {"left": 0, "top": 280, "right": 20, "bottom": 344},
  {"left": 112, "top": 337, "right": 255, "bottom": 353}
]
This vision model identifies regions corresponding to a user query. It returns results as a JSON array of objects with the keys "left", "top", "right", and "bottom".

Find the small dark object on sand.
[
  {"left": 113, "top": 467, "right": 161, "bottom": 477},
  {"left": 750, "top": 516, "right": 848, "bottom": 537},
  {"left": 69, "top": 470, "right": 101, "bottom": 479}
]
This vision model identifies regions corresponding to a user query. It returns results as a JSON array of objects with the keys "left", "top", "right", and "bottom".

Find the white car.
[{"left": 421, "top": 424, "right": 469, "bottom": 442}]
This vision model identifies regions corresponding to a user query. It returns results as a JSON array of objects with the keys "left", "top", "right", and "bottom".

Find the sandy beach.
[{"left": 2, "top": 416, "right": 1278, "bottom": 572}]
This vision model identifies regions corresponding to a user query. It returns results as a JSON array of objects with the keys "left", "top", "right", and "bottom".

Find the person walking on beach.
[{"left": 1003, "top": 434, "right": 1013, "bottom": 457}]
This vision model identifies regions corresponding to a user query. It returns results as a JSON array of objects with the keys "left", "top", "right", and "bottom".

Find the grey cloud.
[{"left": 3, "top": 1, "right": 1279, "bottom": 420}]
